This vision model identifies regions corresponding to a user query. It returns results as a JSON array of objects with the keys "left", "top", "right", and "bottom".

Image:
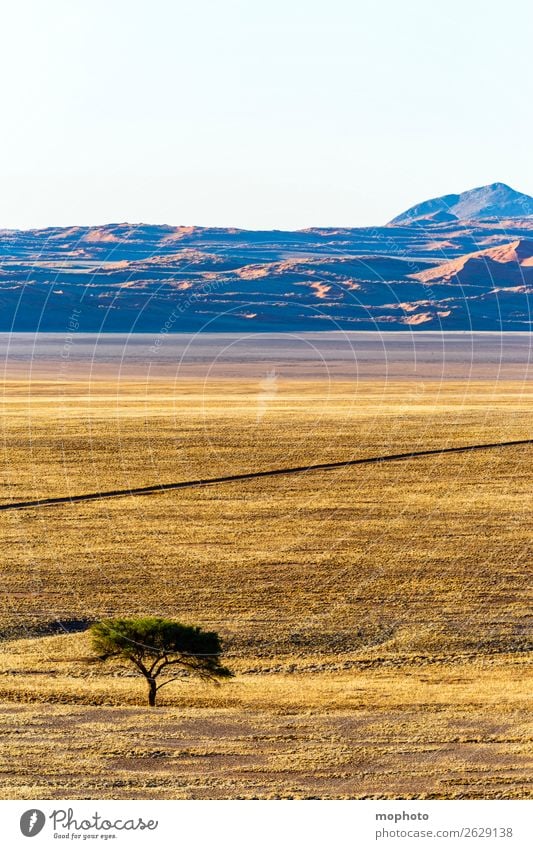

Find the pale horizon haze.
[{"left": 1, "top": 0, "right": 532, "bottom": 230}]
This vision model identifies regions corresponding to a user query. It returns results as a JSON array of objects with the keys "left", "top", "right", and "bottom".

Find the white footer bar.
[{"left": 3, "top": 799, "right": 531, "bottom": 849}]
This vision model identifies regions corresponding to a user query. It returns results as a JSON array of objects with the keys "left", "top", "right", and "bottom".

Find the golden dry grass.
[
  {"left": 0, "top": 635, "right": 531, "bottom": 799},
  {"left": 0, "top": 374, "right": 531, "bottom": 798}
]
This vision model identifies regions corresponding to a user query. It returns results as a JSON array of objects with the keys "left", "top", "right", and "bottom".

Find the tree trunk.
[{"left": 147, "top": 678, "right": 157, "bottom": 707}]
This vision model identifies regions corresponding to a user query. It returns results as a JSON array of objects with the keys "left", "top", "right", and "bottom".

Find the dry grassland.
[{"left": 0, "top": 375, "right": 531, "bottom": 798}]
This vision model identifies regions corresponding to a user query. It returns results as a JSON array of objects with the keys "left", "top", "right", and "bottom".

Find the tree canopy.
[{"left": 90, "top": 616, "right": 232, "bottom": 706}]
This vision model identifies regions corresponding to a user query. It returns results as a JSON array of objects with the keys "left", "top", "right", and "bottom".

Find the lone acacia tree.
[{"left": 90, "top": 617, "right": 232, "bottom": 706}]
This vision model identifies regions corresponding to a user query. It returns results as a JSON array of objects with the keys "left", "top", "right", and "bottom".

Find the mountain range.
[{"left": 1, "top": 183, "right": 532, "bottom": 332}]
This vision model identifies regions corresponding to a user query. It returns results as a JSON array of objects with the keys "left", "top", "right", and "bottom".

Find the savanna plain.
[{"left": 0, "top": 341, "right": 531, "bottom": 799}]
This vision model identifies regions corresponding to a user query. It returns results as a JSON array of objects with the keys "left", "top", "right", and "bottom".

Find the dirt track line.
[{"left": 0, "top": 438, "right": 531, "bottom": 513}]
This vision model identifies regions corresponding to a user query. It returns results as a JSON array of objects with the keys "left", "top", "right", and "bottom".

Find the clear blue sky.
[{"left": 1, "top": 0, "right": 531, "bottom": 230}]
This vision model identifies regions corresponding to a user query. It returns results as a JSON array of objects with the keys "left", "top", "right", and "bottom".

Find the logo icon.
[{"left": 20, "top": 809, "right": 46, "bottom": 837}]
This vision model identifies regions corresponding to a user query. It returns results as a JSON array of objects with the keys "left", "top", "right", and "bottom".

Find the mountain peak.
[{"left": 390, "top": 183, "right": 533, "bottom": 225}]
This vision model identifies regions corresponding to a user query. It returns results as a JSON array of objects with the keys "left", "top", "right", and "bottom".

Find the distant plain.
[{"left": 0, "top": 333, "right": 531, "bottom": 798}]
